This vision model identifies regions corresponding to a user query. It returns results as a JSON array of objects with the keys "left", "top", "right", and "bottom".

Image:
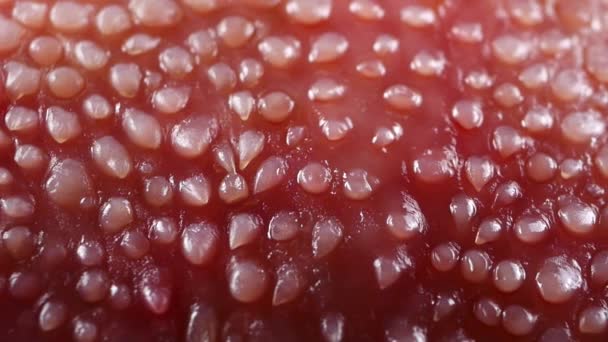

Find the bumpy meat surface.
[{"left": 0, "top": 0, "right": 608, "bottom": 341}]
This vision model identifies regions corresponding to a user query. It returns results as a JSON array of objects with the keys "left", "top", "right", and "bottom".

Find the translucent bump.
[
  {"left": 349, "top": 0, "right": 384, "bottom": 21},
  {"left": 492, "top": 126, "right": 526, "bottom": 158},
  {"left": 179, "top": 175, "right": 211, "bottom": 207},
  {"left": 0, "top": 195, "right": 34, "bottom": 220},
  {"left": 400, "top": 5, "right": 436, "bottom": 28},
  {"left": 238, "top": 58, "right": 264, "bottom": 87},
  {"left": 286, "top": 126, "right": 306, "bottom": 146},
  {"left": 356, "top": 59, "right": 386, "bottom": 78},
  {"left": 4, "top": 61, "right": 41, "bottom": 100},
  {"left": 579, "top": 306, "right": 608, "bottom": 334},
  {"left": 372, "top": 124, "right": 403, "bottom": 149},
  {"left": 591, "top": 251, "right": 608, "bottom": 287},
  {"left": 49, "top": 1, "right": 92, "bottom": 32},
  {"left": 319, "top": 117, "right": 353, "bottom": 141},
  {"left": 185, "top": 304, "right": 219, "bottom": 342},
  {"left": 596, "top": 145, "right": 608, "bottom": 178},
  {"left": 73, "top": 41, "right": 110, "bottom": 71},
  {"left": 159, "top": 47, "right": 194, "bottom": 79},
  {"left": 171, "top": 115, "right": 218, "bottom": 159},
  {"left": 5, "top": 106, "right": 39, "bottom": 134},
  {"left": 73, "top": 318, "right": 98, "bottom": 342},
  {"left": 187, "top": 29, "right": 218, "bottom": 63},
  {"left": 183, "top": 0, "right": 219, "bottom": 13},
  {"left": 502, "top": 305, "right": 537, "bottom": 336},
  {"left": 128, "top": 0, "right": 182, "bottom": 28},
  {"left": 285, "top": 0, "right": 332, "bottom": 25},
  {"left": 343, "top": 169, "right": 378, "bottom": 200},
  {"left": 207, "top": 62, "right": 237, "bottom": 92},
  {"left": 535, "top": 256, "right": 582, "bottom": 303},
  {"left": 153, "top": 86, "right": 191, "bottom": 114},
  {"left": 474, "top": 297, "right": 502, "bottom": 326},
  {"left": 268, "top": 211, "right": 300, "bottom": 241},
  {"left": 386, "top": 208, "right": 426, "bottom": 241},
  {"left": 540, "top": 29, "right": 572, "bottom": 55},
  {"left": 450, "top": 22, "right": 483, "bottom": 43},
  {"left": 449, "top": 193, "right": 477, "bottom": 232},
  {"left": 12, "top": 2, "right": 48, "bottom": 29},
  {"left": 123, "top": 108, "right": 162, "bottom": 149},
  {"left": 181, "top": 222, "right": 218, "bottom": 265},
  {"left": 586, "top": 44, "right": 608, "bottom": 83},
  {"left": 83, "top": 94, "right": 112, "bottom": 121},
  {"left": 312, "top": 217, "right": 343, "bottom": 259},
  {"left": 309, "top": 33, "right": 349, "bottom": 63},
  {"left": 383, "top": 84, "right": 422, "bottom": 111},
  {"left": 431, "top": 243, "right": 459, "bottom": 272},
  {"left": 253, "top": 156, "right": 288, "bottom": 194},
  {"left": 384, "top": 318, "right": 425, "bottom": 342},
  {"left": 561, "top": 111, "right": 605, "bottom": 144},
  {"left": 38, "top": 300, "right": 67, "bottom": 331},
  {"left": 551, "top": 69, "right": 592, "bottom": 102},
  {"left": 28, "top": 36, "right": 63, "bottom": 67},
  {"left": 433, "top": 294, "right": 458, "bottom": 322},
  {"left": 410, "top": 50, "right": 446, "bottom": 76},
  {"left": 45, "top": 159, "right": 95, "bottom": 209},
  {"left": 308, "top": 78, "right": 345, "bottom": 102},
  {"left": 2, "top": 226, "right": 35, "bottom": 260},
  {"left": 149, "top": 217, "right": 178, "bottom": 245},
  {"left": 110, "top": 63, "right": 142, "bottom": 98},
  {"left": 321, "top": 313, "right": 345, "bottom": 342},
  {"left": 121, "top": 230, "right": 150, "bottom": 259},
  {"left": 76, "top": 240, "right": 104, "bottom": 266},
  {"left": 558, "top": 200, "right": 597, "bottom": 235},
  {"left": 9, "top": 271, "right": 41, "bottom": 299},
  {"left": 561, "top": 158, "right": 583, "bottom": 179},
  {"left": 228, "top": 91, "right": 255, "bottom": 121},
  {"left": 238, "top": 130, "right": 265, "bottom": 170},
  {"left": 229, "top": 213, "right": 262, "bottom": 250},
  {"left": 273, "top": 263, "right": 304, "bottom": 305},
  {"left": 526, "top": 152, "right": 557, "bottom": 182},
  {"left": 519, "top": 63, "right": 548, "bottom": 89},
  {"left": 492, "top": 35, "right": 531, "bottom": 65},
  {"left": 475, "top": 218, "right": 502, "bottom": 245},
  {"left": 464, "top": 156, "right": 494, "bottom": 192},
  {"left": 493, "top": 260, "right": 525, "bottom": 293},
  {"left": 216, "top": 16, "right": 254, "bottom": 48},
  {"left": 0, "top": 168, "right": 14, "bottom": 191},
  {"left": 412, "top": 148, "right": 456, "bottom": 184},
  {"left": 258, "top": 35, "right": 302, "bottom": 69},
  {"left": 140, "top": 282, "right": 171, "bottom": 315},
  {"left": 258, "top": 91, "right": 294, "bottom": 123},
  {"left": 14, "top": 144, "right": 46, "bottom": 172},
  {"left": 297, "top": 162, "right": 332, "bottom": 194},
  {"left": 507, "top": 0, "right": 543, "bottom": 26},
  {"left": 99, "top": 197, "right": 133, "bottom": 234},
  {"left": 122, "top": 34, "right": 161, "bottom": 56},
  {"left": 227, "top": 257, "right": 269, "bottom": 303},
  {"left": 493, "top": 83, "right": 523, "bottom": 108},
  {"left": 451, "top": 100, "right": 483, "bottom": 130},
  {"left": 96, "top": 4, "right": 132, "bottom": 36},
  {"left": 219, "top": 174, "right": 249, "bottom": 204},
  {"left": 521, "top": 106, "right": 554, "bottom": 133},
  {"left": 45, "top": 106, "right": 81, "bottom": 143},
  {"left": 373, "top": 34, "right": 399, "bottom": 56},
  {"left": 373, "top": 255, "right": 404, "bottom": 290},
  {"left": 0, "top": 18, "right": 24, "bottom": 54},
  {"left": 514, "top": 213, "right": 549, "bottom": 244},
  {"left": 465, "top": 70, "right": 494, "bottom": 89},
  {"left": 143, "top": 176, "right": 173, "bottom": 207},
  {"left": 460, "top": 249, "right": 492, "bottom": 283},
  {"left": 76, "top": 269, "right": 109, "bottom": 303},
  {"left": 538, "top": 327, "right": 572, "bottom": 342},
  {"left": 213, "top": 143, "right": 236, "bottom": 174},
  {"left": 109, "top": 283, "right": 132, "bottom": 310}
]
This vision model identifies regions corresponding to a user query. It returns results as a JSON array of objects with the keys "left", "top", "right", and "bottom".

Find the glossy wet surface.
[{"left": 1, "top": 0, "right": 608, "bottom": 341}]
